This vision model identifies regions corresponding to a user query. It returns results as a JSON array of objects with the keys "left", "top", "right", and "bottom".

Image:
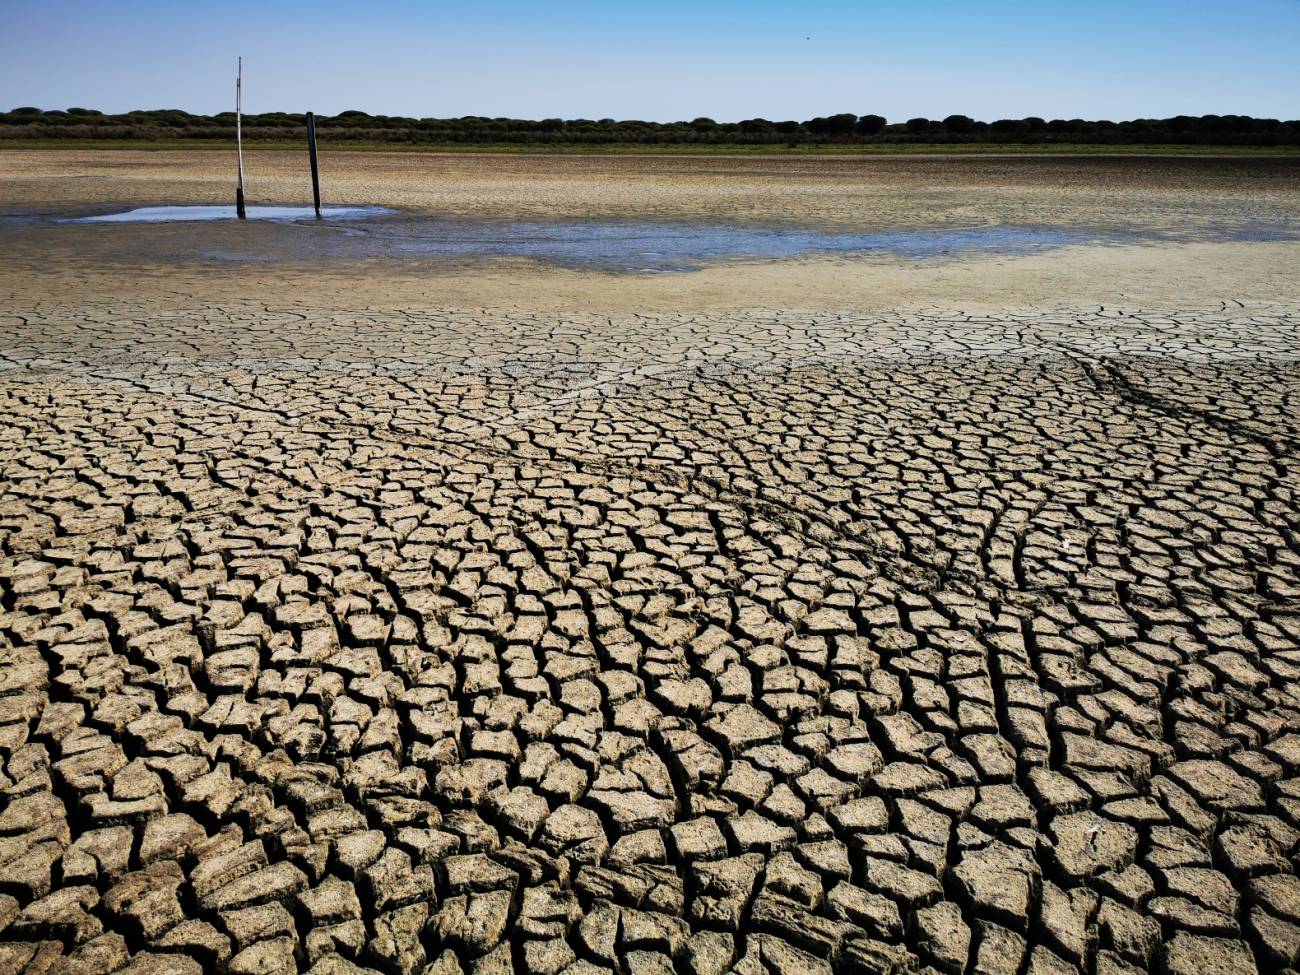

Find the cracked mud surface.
[
  {"left": 3, "top": 153, "right": 1300, "bottom": 975},
  {"left": 4, "top": 300, "right": 1300, "bottom": 975}
]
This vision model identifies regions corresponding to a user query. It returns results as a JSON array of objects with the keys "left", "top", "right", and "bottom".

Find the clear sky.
[{"left": 3, "top": 0, "right": 1298, "bottom": 122}]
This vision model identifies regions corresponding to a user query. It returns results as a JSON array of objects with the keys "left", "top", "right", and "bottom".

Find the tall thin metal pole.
[
  {"left": 235, "top": 57, "right": 247, "bottom": 219},
  {"left": 306, "top": 112, "right": 321, "bottom": 219}
]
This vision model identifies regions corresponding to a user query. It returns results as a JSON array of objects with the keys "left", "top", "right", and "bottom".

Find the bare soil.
[{"left": 1, "top": 151, "right": 1297, "bottom": 975}]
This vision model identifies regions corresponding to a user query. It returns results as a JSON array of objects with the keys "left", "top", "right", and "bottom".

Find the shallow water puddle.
[
  {"left": 70, "top": 204, "right": 389, "bottom": 223},
  {"left": 29, "top": 206, "right": 1300, "bottom": 273},
  {"left": 335, "top": 219, "right": 1092, "bottom": 272}
]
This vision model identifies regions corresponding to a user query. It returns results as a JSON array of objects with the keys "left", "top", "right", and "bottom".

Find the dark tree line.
[{"left": 3, "top": 107, "right": 1298, "bottom": 146}]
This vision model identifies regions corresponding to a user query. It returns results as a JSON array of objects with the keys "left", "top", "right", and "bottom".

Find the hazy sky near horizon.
[{"left": 3, "top": 0, "right": 1298, "bottom": 122}]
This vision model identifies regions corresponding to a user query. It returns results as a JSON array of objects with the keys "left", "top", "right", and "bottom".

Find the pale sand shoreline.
[{"left": 5, "top": 238, "right": 1298, "bottom": 315}]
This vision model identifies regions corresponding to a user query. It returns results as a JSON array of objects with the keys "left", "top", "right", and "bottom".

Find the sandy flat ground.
[
  {"left": 5, "top": 149, "right": 1300, "bottom": 231},
  {"left": 1, "top": 151, "right": 1299, "bottom": 975},
  {"left": 3, "top": 150, "right": 1300, "bottom": 312}
]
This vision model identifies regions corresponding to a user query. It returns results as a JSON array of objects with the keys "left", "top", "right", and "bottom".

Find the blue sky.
[{"left": 3, "top": 0, "right": 1298, "bottom": 121}]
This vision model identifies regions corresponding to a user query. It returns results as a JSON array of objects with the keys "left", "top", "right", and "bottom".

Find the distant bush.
[
  {"left": 1, "top": 106, "right": 1297, "bottom": 147},
  {"left": 855, "top": 114, "right": 887, "bottom": 135},
  {"left": 825, "top": 113, "right": 858, "bottom": 136}
]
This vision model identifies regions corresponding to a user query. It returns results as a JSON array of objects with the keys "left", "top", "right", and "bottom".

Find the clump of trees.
[{"left": 3, "top": 107, "right": 1297, "bottom": 147}]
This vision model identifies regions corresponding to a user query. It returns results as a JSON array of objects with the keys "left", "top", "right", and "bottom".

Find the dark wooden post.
[
  {"left": 306, "top": 112, "right": 321, "bottom": 218},
  {"left": 235, "top": 57, "right": 247, "bottom": 219}
]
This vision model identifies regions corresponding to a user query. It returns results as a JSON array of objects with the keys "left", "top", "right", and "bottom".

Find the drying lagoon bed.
[
  {"left": 3, "top": 149, "right": 1299, "bottom": 307},
  {"left": 1, "top": 150, "right": 1300, "bottom": 975},
  {"left": 16, "top": 200, "right": 1300, "bottom": 273}
]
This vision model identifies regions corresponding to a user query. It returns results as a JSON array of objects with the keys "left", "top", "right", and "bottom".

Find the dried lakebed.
[
  {"left": 2, "top": 300, "right": 1300, "bottom": 975},
  {"left": 11, "top": 206, "right": 1300, "bottom": 272}
]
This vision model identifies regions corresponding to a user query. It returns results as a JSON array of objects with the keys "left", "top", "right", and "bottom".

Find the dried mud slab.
[{"left": 2, "top": 299, "right": 1299, "bottom": 975}]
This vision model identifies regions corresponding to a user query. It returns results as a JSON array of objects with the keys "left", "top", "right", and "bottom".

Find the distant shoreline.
[{"left": 3, "top": 140, "right": 1299, "bottom": 157}]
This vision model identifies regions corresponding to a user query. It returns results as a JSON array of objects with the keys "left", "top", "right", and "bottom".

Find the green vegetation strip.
[{"left": 4, "top": 140, "right": 1299, "bottom": 156}]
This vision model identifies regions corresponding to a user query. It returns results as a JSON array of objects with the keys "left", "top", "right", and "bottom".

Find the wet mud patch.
[{"left": 6, "top": 205, "right": 1300, "bottom": 274}]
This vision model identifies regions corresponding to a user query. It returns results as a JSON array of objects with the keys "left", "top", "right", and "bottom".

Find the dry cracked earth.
[{"left": 3, "top": 297, "right": 1300, "bottom": 975}]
